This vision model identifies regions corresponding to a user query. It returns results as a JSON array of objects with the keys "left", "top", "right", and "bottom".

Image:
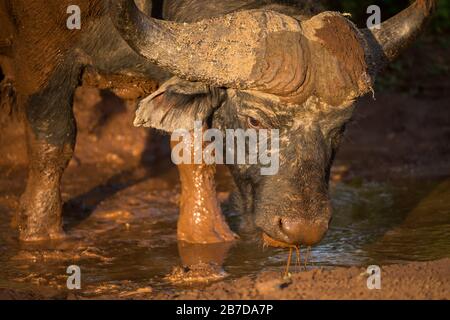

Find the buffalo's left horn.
[
  {"left": 365, "top": 0, "right": 437, "bottom": 66},
  {"left": 110, "top": 0, "right": 310, "bottom": 96}
]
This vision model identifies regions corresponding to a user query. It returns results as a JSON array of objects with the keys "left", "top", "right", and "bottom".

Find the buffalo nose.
[{"left": 279, "top": 217, "right": 329, "bottom": 246}]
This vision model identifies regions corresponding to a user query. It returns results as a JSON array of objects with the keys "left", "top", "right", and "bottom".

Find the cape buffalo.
[{"left": 0, "top": 0, "right": 436, "bottom": 247}]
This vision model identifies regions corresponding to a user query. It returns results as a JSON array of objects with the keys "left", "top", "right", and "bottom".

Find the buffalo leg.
[
  {"left": 172, "top": 132, "right": 237, "bottom": 244},
  {"left": 17, "top": 63, "right": 79, "bottom": 241}
]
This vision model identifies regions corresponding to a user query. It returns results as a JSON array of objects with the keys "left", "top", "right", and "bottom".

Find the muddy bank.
[
  {"left": 1, "top": 259, "right": 448, "bottom": 300},
  {"left": 153, "top": 258, "right": 450, "bottom": 300}
]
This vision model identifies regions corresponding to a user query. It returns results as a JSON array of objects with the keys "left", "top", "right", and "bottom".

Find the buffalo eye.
[{"left": 247, "top": 116, "right": 262, "bottom": 129}]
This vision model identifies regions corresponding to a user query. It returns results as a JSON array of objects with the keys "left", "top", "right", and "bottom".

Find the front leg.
[
  {"left": 172, "top": 133, "right": 237, "bottom": 244},
  {"left": 17, "top": 62, "right": 79, "bottom": 241},
  {"left": 18, "top": 126, "right": 74, "bottom": 241}
]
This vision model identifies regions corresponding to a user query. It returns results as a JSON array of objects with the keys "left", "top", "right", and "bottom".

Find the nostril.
[{"left": 277, "top": 217, "right": 283, "bottom": 229}]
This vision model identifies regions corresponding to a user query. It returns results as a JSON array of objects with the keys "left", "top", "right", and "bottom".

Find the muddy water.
[{"left": 0, "top": 164, "right": 449, "bottom": 298}]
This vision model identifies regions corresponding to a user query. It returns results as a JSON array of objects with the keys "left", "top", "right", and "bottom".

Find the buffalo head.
[{"left": 110, "top": 0, "right": 436, "bottom": 246}]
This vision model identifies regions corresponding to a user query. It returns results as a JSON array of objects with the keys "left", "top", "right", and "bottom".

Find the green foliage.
[{"left": 432, "top": 0, "right": 450, "bottom": 33}]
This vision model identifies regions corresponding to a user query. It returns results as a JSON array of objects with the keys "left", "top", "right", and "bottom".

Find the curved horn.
[
  {"left": 110, "top": 0, "right": 309, "bottom": 96},
  {"left": 366, "top": 0, "right": 436, "bottom": 64}
]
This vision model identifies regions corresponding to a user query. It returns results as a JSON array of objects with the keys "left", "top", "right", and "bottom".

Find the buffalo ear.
[{"left": 134, "top": 76, "right": 225, "bottom": 132}]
